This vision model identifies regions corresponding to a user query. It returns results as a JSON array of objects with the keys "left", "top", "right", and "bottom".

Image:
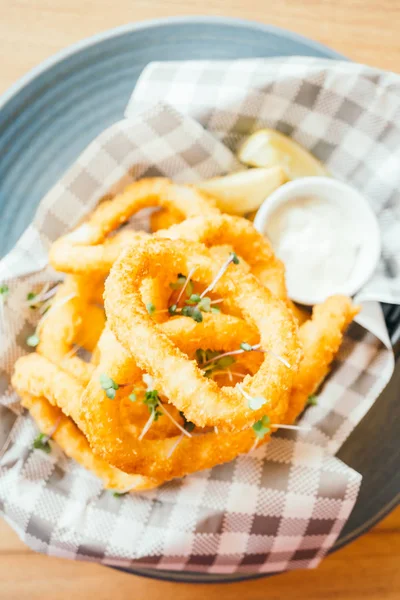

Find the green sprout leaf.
[
  {"left": 146, "top": 302, "right": 156, "bottom": 315},
  {"left": 182, "top": 305, "right": 203, "bottom": 323},
  {"left": 169, "top": 275, "right": 193, "bottom": 297},
  {"left": 129, "top": 392, "right": 137, "bottom": 402},
  {"left": 0, "top": 285, "right": 9, "bottom": 297},
  {"left": 240, "top": 342, "right": 253, "bottom": 352},
  {"left": 33, "top": 433, "right": 51, "bottom": 454},
  {"left": 168, "top": 303, "right": 177, "bottom": 315},
  {"left": 197, "top": 296, "right": 211, "bottom": 313},
  {"left": 248, "top": 396, "right": 267, "bottom": 411},
  {"left": 153, "top": 409, "right": 163, "bottom": 422},
  {"left": 307, "top": 394, "right": 318, "bottom": 406},
  {"left": 100, "top": 374, "right": 119, "bottom": 398},
  {"left": 186, "top": 293, "right": 201, "bottom": 305},
  {"left": 252, "top": 415, "right": 271, "bottom": 439},
  {"left": 143, "top": 390, "right": 162, "bottom": 420},
  {"left": 216, "top": 356, "right": 236, "bottom": 369},
  {"left": 26, "top": 292, "right": 36, "bottom": 301},
  {"left": 26, "top": 333, "right": 40, "bottom": 347},
  {"left": 113, "top": 491, "right": 127, "bottom": 497},
  {"left": 195, "top": 349, "right": 207, "bottom": 364},
  {"left": 169, "top": 275, "right": 187, "bottom": 290},
  {"left": 230, "top": 252, "right": 239, "bottom": 265},
  {"left": 211, "top": 306, "right": 221, "bottom": 314}
]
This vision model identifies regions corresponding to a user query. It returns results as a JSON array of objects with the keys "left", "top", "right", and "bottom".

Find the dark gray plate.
[{"left": 0, "top": 16, "right": 398, "bottom": 584}]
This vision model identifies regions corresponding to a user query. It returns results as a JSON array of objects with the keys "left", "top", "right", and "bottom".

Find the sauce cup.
[{"left": 253, "top": 176, "right": 381, "bottom": 305}]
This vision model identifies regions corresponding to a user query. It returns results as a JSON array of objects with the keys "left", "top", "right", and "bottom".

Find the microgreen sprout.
[
  {"left": 240, "top": 342, "right": 253, "bottom": 352},
  {"left": 138, "top": 389, "right": 163, "bottom": 440},
  {"left": 169, "top": 304, "right": 178, "bottom": 315},
  {"left": 137, "top": 388, "right": 194, "bottom": 441},
  {"left": 181, "top": 304, "right": 203, "bottom": 322},
  {"left": 160, "top": 403, "right": 192, "bottom": 437},
  {"left": 196, "top": 348, "right": 237, "bottom": 378},
  {"left": 146, "top": 302, "right": 156, "bottom": 315},
  {"left": 100, "top": 373, "right": 119, "bottom": 399},
  {"left": 252, "top": 415, "right": 271, "bottom": 439},
  {"left": 238, "top": 384, "right": 267, "bottom": 411},
  {"left": 26, "top": 333, "right": 40, "bottom": 348},
  {"left": 33, "top": 433, "right": 51, "bottom": 453},
  {"left": 143, "top": 390, "right": 163, "bottom": 420},
  {"left": 113, "top": 491, "right": 128, "bottom": 498},
  {"left": 166, "top": 413, "right": 195, "bottom": 458},
  {"left": 307, "top": 394, "right": 318, "bottom": 406},
  {"left": 26, "top": 281, "right": 61, "bottom": 311},
  {"left": 175, "top": 268, "right": 196, "bottom": 305},
  {"left": 32, "top": 419, "right": 60, "bottom": 454},
  {"left": 0, "top": 285, "right": 9, "bottom": 298},
  {"left": 168, "top": 269, "right": 199, "bottom": 320},
  {"left": 129, "top": 392, "right": 137, "bottom": 402},
  {"left": 169, "top": 252, "right": 239, "bottom": 323},
  {"left": 169, "top": 274, "right": 194, "bottom": 299},
  {"left": 273, "top": 423, "right": 311, "bottom": 431},
  {"left": 169, "top": 275, "right": 186, "bottom": 290},
  {"left": 201, "top": 342, "right": 291, "bottom": 370},
  {"left": 199, "top": 252, "right": 240, "bottom": 299},
  {"left": 26, "top": 292, "right": 77, "bottom": 348},
  {"left": 185, "top": 293, "right": 201, "bottom": 305}
]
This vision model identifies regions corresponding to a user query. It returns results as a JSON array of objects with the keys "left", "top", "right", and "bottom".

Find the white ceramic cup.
[{"left": 253, "top": 177, "right": 381, "bottom": 305}]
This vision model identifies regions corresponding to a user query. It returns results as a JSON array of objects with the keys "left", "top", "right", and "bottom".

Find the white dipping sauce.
[{"left": 266, "top": 196, "right": 361, "bottom": 300}]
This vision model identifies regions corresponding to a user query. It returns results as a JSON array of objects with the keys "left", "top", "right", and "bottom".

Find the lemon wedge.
[
  {"left": 196, "top": 166, "right": 287, "bottom": 215},
  {"left": 238, "top": 128, "right": 328, "bottom": 179}
]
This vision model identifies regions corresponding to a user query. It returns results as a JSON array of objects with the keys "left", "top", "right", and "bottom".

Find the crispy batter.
[
  {"left": 37, "top": 275, "right": 104, "bottom": 385},
  {"left": 105, "top": 238, "right": 301, "bottom": 432},
  {"left": 150, "top": 207, "right": 182, "bottom": 232},
  {"left": 12, "top": 175, "right": 360, "bottom": 490},
  {"left": 83, "top": 295, "right": 357, "bottom": 477},
  {"left": 20, "top": 392, "right": 160, "bottom": 491},
  {"left": 13, "top": 295, "right": 357, "bottom": 481},
  {"left": 13, "top": 353, "right": 268, "bottom": 480},
  {"left": 158, "top": 214, "right": 287, "bottom": 301},
  {"left": 285, "top": 295, "right": 359, "bottom": 423},
  {"left": 49, "top": 178, "right": 219, "bottom": 275}
]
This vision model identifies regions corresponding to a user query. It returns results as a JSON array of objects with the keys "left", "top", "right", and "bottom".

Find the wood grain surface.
[{"left": 1, "top": 1, "right": 399, "bottom": 598}]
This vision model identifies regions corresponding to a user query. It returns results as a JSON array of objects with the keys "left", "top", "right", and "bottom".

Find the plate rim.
[
  {"left": 0, "top": 15, "right": 347, "bottom": 112},
  {"left": 3, "top": 15, "right": 393, "bottom": 585}
]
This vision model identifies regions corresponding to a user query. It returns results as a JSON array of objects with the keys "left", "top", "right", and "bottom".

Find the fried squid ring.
[
  {"left": 37, "top": 275, "right": 105, "bottom": 385},
  {"left": 19, "top": 393, "right": 160, "bottom": 491},
  {"left": 37, "top": 272, "right": 187, "bottom": 439},
  {"left": 150, "top": 207, "right": 182, "bottom": 232},
  {"left": 98, "top": 313, "right": 260, "bottom": 385},
  {"left": 158, "top": 214, "right": 287, "bottom": 301},
  {"left": 285, "top": 295, "right": 359, "bottom": 423},
  {"left": 49, "top": 178, "right": 219, "bottom": 275},
  {"left": 13, "top": 353, "right": 269, "bottom": 481},
  {"left": 13, "top": 295, "right": 357, "bottom": 481},
  {"left": 105, "top": 238, "right": 301, "bottom": 432},
  {"left": 82, "top": 296, "right": 357, "bottom": 477}
]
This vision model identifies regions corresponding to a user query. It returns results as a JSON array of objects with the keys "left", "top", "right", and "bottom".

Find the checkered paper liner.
[
  {"left": 0, "top": 92, "right": 393, "bottom": 574},
  {"left": 129, "top": 56, "right": 400, "bottom": 306}
]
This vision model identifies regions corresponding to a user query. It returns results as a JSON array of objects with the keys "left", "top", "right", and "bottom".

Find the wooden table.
[{"left": 1, "top": 1, "right": 399, "bottom": 598}]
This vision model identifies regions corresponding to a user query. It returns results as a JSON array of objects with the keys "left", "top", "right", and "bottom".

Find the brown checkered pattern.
[
  {"left": 130, "top": 57, "right": 400, "bottom": 305},
  {"left": 0, "top": 71, "right": 395, "bottom": 573}
]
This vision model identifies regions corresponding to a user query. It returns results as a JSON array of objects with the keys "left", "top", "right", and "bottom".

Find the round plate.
[{"left": 0, "top": 16, "right": 398, "bottom": 584}]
